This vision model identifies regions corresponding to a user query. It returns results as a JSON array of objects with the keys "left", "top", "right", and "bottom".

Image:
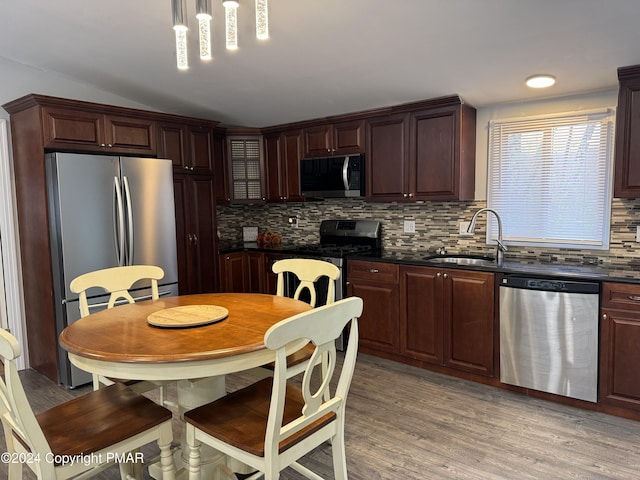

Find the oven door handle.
[{"left": 342, "top": 156, "right": 350, "bottom": 190}]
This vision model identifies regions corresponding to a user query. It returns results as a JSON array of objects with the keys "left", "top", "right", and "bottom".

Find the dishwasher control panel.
[{"left": 501, "top": 275, "right": 600, "bottom": 294}]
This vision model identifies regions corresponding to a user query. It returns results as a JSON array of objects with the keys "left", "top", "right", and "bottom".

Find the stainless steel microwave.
[{"left": 300, "top": 154, "right": 365, "bottom": 198}]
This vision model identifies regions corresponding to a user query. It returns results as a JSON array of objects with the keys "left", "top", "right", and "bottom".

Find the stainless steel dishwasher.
[{"left": 499, "top": 275, "right": 600, "bottom": 403}]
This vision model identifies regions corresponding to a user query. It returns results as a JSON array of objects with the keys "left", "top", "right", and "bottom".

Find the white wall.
[
  {"left": 473, "top": 89, "right": 619, "bottom": 199},
  {"left": 0, "top": 57, "right": 158, "bottom": 121}
]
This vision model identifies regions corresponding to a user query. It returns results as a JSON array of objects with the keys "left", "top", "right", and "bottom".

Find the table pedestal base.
[{"left": 150, "top": 376, "right": 242, "bottom": 480}]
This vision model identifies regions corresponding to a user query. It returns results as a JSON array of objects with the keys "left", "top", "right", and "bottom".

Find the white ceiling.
[{"left": 2, "top": 0, "right": 640, "bottom": 128}]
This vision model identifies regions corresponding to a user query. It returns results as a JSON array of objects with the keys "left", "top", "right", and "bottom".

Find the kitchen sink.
[{"left": 423, "top": 254, "right": 496, "bottom": 266}]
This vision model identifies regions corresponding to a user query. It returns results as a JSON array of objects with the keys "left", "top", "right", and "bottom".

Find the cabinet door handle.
[
  {"left": 436, "top": 272, "right": 442, "bottom": 277},
  {"left": 628, "top": 295, "right": 640, "bottom": 301},
  {"left": 408, "top": 193, "right": 414, "bottom": 197},
  {"left": 602, "top": 313, "right": 608, "bottom": 320},
  {"left": 192, "top": 234, "right": 198, "bottom": 245},
  {"left": 443, "top": 273, "right": 448, "bottom": 279},
  {"left": 369, "top": 269, "right": 379, "bottom": 273}
]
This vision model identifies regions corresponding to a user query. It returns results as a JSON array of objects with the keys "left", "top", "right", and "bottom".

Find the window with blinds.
[
  {"left": 228, "top": 137, "right": 263, "bottom": 201},
  {"left": 487, "top": 108, "right": 615, "bottom": 249}
]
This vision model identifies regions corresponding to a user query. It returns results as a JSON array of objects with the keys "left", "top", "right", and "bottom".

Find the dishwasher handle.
[{"left": 500, "top": 275, "right": 599, "bottom": 294}]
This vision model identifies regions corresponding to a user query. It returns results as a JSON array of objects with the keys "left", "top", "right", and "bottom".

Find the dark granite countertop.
[
  {"left": 218, "top": 242, "right": 301, "bottom": 254},
  {"left": 218, "top": 242, "right": 640, "bottom": 284},
  {"left": 353, "top": 250, "right": 640, "bottom": 284}
]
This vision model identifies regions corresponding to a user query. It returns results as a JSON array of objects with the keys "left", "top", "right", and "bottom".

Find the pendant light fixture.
[
  {"left": 223, "top": 0, "right": 239, "bottom": 50},
  {"left": 255, "top": 0, "right": 269, "bottom": 40},
  {"left": 172, "top": 0, "right": 189, "bottom": 70},
  {"left": 171, "top": 0, "right": 269, "bottom": 68},
  {"left": 196, "top": 0, "right": 212, "bottom": 60}
]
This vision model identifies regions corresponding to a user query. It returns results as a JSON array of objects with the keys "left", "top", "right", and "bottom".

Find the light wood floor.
[{"left": 2, "top": 353, "right": 640, "bottom": 479}]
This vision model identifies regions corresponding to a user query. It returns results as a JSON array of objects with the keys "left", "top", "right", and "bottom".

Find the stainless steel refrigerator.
[{"left": 45, "top": 152, "right": 179, "bottom": 388}]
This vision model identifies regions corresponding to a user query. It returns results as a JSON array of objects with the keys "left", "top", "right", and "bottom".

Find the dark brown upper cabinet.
[
  {"left": 43, "top": 107, "right": 157, "bottom": 155},
  {"left": 303, "top": 120, "right": 364, "bottom": 157},
  {"left": 365, "top": 96, "right": 476, "bottom": 202},
  {"left": 264, "top": 129, "right": 304, "bottom": 203},
  {"left": 615, "top": 64, "right": 640, "bottom": 198},
  {"left": 157, "top": 122, "right": 215, "bottom": 175}
]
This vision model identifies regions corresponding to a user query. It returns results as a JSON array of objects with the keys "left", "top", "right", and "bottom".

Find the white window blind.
[{"left": 487, "top": 108, "right": 615, "bottom": 250}]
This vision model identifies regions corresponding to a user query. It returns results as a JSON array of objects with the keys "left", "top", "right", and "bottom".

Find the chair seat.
[
  {"left": 185, "top": 378, "right": 335, "bottom": 457},
  {"left": 35, "top": 382, "right": 172, "bottom": 461}
]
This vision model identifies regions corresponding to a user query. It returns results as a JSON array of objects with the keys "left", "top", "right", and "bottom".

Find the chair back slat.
[{"left": 272, "top": 258, "right": 340, "bottom": 307}]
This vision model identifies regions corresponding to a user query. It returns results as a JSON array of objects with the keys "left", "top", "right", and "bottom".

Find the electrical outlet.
[
  {"left": 403, "top": 220, "right": 416, "bottom": 233},
  {"left": 636, "top": 226, "right": 640, "bottom": 242},
  {"left": 459, "top": 221, "right": 472, "bottom": 236},
  {"left": 287, "top": 216, "right": 298, "bottom": 228}
]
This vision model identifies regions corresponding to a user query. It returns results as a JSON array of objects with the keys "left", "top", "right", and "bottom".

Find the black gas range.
[{"left": 284, "top": 219, "right": 381, "bottom": 266}]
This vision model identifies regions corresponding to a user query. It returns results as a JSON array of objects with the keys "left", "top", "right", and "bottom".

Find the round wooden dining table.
[
  {"left": 59, "top": 292, "right": 312, "bottom": 382},
  {"left": 59, "top": 292, "right": 312, "bottom": 480}
]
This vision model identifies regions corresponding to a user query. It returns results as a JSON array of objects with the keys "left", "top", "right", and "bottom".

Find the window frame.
[{"left": 486, "top": 108, "right": 616, "bottom": 250}]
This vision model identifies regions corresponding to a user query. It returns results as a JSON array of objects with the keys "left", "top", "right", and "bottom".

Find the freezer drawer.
[{"left": 499, "top": 277, "right": 599, "bottom": 403}]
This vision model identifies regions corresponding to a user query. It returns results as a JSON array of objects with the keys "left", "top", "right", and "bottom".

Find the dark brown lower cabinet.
[
  {"left": 245, "top": 252, "right": 266, "bottom": 293},
  {"left": 348, "top": 260, "right": 494, "bottom": 377},
  {"left": 347, "top": 261, "right": 400, "bottom": 354},
  {"left": 219, "top": 252, "right": 246, "bottom": 293},
  {"left": 401, "top": 265, "right": 494, "bottom": 376},
  {"left": 600, "top": 282, "right": 640, "bottom": 411},
  {"left": 400, "top": 266, "right": 442, "bottom": 363},
  {"left": 441, "top": 268, "right": 494, "bottom": 376},
  {"left": 218, "top": 251, "right": 287, "bottom": 294},
  {"left": 264, "top": 253, "right": 287, "bottom": 295}
]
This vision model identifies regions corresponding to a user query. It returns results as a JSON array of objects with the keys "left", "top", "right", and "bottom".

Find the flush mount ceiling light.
[
  {"left": 526, "top": 74, "right": 556, "bottom": 89},
  {"left": 171, "top": 0, "right": 270, "bottom": 70}
]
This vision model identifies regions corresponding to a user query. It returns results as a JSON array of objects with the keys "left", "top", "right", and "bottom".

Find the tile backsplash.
[{"left": 217, "top": 197, "right": 640, "bottom": 268}]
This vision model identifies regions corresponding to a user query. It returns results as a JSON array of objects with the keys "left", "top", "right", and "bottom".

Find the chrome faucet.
[{"left": 467, "top": 208, "right": 507, "bottom": 264}]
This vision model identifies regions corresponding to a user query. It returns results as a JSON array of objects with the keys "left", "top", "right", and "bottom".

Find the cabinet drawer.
[
  {"left": 602, "top": 282, "right": 640, "bottom": 311},
  {"left": 347, "top": 260, "right": 398, "bottom": 283}
]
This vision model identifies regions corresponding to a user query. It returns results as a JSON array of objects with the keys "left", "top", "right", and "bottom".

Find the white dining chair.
[
  {"left": 0, "top": 328, "right": 175, "bottom": 480},
  {"left": 269, "top": 258, "right": 341, "bottom": 376},
  {"left": 272, "top": 258, "right": 340, "bottom": 307},
  {"left": 184, "top": 296, "right": 363, "bottom": 480},
  {"left": 69, "top": 265, "right": 171, "bottom": 403}
]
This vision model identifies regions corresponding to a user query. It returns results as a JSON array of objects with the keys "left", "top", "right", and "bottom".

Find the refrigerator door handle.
[
  {"left": 123, "top": 175, "right": 134, "bottom": 266},
  {"left": 113, "top": 176, "right": 126, "bottom": 266}
]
